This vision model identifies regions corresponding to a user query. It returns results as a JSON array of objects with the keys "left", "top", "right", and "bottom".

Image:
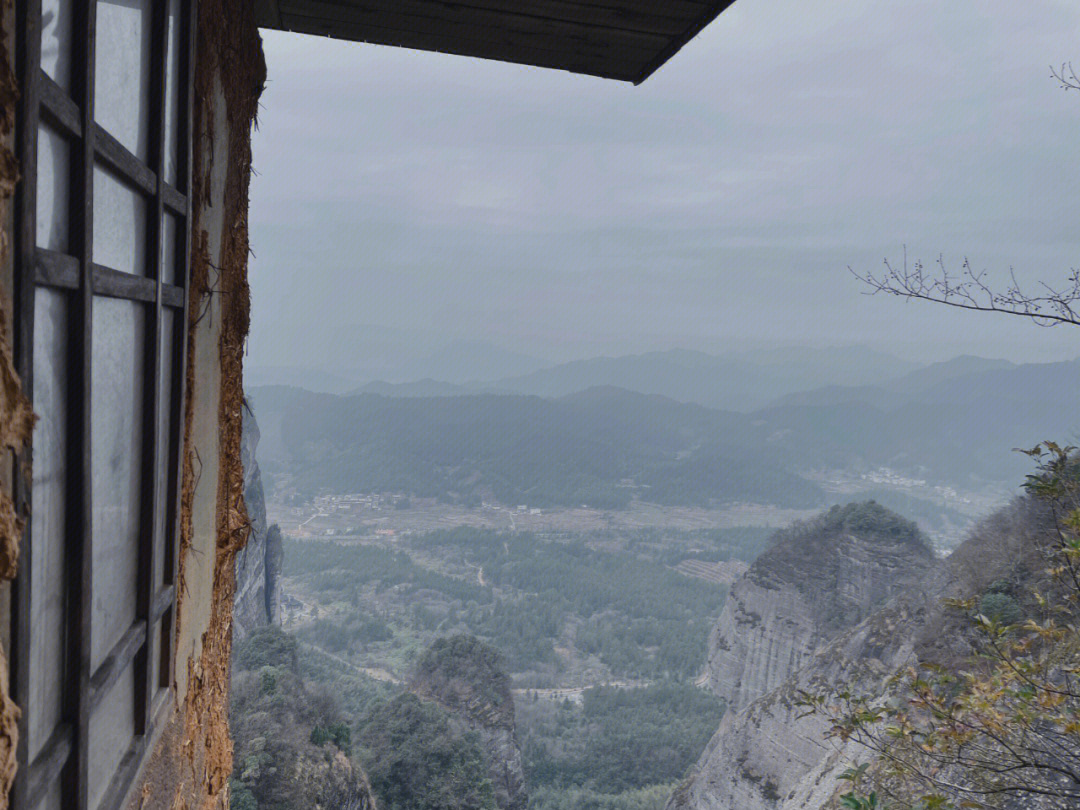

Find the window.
[{"left": 12, "top": 1, "right": 193, "bottom": 808}]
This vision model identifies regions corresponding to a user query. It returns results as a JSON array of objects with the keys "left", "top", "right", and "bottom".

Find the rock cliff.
[
  {"left": 233, "top": 402, "right": 283, "bottom": 639},
  {"left": 410, "top": 636, "right": 527, "bottom": 810},
  {"left": 671, "top": 498, "right": 1053, "bottom": 810},
  {"left": 706, "top": 502, "right": 935, "bottom": 713}
]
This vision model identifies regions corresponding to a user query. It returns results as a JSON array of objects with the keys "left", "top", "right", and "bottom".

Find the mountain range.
[
  {"left": 250, "top": 344, "right": 923, "bottom": 409},
  {"left": 247, "top": 352, "right": 1080, "bottom": 524},
  {"left": 339, "top": 345, "right": 922, "bottom": 411}
]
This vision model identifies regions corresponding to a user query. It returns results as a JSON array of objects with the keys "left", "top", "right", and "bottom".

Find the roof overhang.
[{"left": 254, "top": 0, "right": 735, "bottom": 84}]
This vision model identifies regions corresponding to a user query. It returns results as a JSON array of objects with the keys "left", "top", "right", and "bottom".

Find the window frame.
[{"left": 10, "top": 1, "right": 195, "bottom": 808}]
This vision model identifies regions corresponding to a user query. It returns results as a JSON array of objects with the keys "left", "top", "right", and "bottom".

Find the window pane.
[
  {"left": 161, "top": 213, "right": 179, "bottom": 285},
  {"left": 93, "top": 164, "right": 148, "bottom": 275},
  {"left": 28, "top": 289, "right": 68, "bottom": 763},
  {"left": 163, "top": 0, "right": 183, "bottom": 187},
  {"left": 149, "top": 615, "right": 161, "bottom": 696},
  {"left": 155, "top": 309, "right": 175, "bottom": 587},
  {"left": 87, "top": 664, "right": 135, "bottom": 810},
  {"left": 94, "top": 0, "right": 152, "bottom": 162},
  {"left": 41, "top": 0, "right": 73, "bottom": 91},
  {"left": 90, "top": 296, "right": 145, "bottom": 672},
  {"left": 41, "top": 782, "right": 63, "bottom": 810},
  {"left": 36, "top": 123, "right": 70, "bottom": 252}
]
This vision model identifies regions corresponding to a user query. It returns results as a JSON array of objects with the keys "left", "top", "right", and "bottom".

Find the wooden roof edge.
[
  {"left": 254, "top": 0, "right": 735, "bottom": 85},
  {"left": 633, "top": 0, "right": 736, "bottom": 85},
  {"left": 255, "top": 0, "right": 283, "bottom": 29}
]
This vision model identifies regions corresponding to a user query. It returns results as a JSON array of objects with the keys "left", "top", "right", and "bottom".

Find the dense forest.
[
  {"left": 283, "top": 527, "right": 732, "bottom": 681},
  {"left": 265, "top": 387, "right": 822, "bottom": 509},
  {"left": 521, "top": 682, "right": 724, "bottom": 810}
]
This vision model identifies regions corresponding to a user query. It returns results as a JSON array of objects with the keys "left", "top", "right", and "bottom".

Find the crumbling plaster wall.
[
  {"left": 131, "top": 1, "right": 265, "bottom": 808},
  {"left": 0, "top": 0, "right": 36, "bottom": 806}
]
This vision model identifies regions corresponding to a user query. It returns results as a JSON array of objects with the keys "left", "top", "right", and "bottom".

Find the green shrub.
[
  {"left": 235, "top": 626, "right": 299, "bottom": 671},
  {"left": 258, "top": 666, "right": 278, "bottom": 696},
  {"left": 978, "top": 591, "right": 1023, "bottom": 625},
  {"left": 357, "top": 693, "right": 496, "bottom": 810},
  {"left": 229, "top": 778, "right": 258, "bottom": 810}
]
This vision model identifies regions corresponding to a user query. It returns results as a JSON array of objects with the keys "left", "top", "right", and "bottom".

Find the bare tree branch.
[
  {"left": 849, "top": 248, "right": 1080, "bottom": 327},
  {"left": 1052, "top": 62, "right": 1080, "bottom": 91}
]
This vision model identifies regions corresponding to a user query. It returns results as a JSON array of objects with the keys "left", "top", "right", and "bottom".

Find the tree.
[
  {"left": 357, "top": 693, "right": 497, "bottom": 810},
  {"left": 800, "top": 443, "right": 1080, "bottom": 809}
]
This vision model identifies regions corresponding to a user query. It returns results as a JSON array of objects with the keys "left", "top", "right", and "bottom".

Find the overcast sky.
[{"left": 247, "top": 0, "right": 1080, "bottom": 376}]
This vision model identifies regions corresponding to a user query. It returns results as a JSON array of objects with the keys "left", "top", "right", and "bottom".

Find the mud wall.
[
  {"left": 0, "top": 0, "right": 35, "bottom": 806},
  {"left": 131, "top": 0, "right": 265, "bottom": 807}
]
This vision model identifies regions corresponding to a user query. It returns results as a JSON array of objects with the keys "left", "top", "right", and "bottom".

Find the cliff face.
[
  {"left": 410, "top": 636, "right": 527, "bottom": 810},
  {"left": 706, "top": 503, "right": 935, "bottom": 713},
  {"left": 233, "top": 403, "right": 283, "bottom": 639},
  {"left": 671, "top": 499, "right": 1052, "bottom": 810}
]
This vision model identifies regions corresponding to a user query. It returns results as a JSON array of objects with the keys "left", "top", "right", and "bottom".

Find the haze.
[{"left": 246, "top": 0, "right": 1080, "bottom": 385}]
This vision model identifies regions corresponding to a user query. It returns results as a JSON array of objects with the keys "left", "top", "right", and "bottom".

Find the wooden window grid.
[{"left": 10, "top": 1, "right": 195, "bottom": 808}]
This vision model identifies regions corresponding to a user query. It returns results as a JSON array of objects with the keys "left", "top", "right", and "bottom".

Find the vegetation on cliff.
[
  {"left": 804, "top": 445, "right": 1080, "bottom": 809},
  {"left": 358, "top": 693, "right": 497, "bottom": 810},
  {"left": 411, "top": 635, "right": 515, "bottom": 726},
  {"left": 229, "top": 627, "right": 376, "bottom": 810}
]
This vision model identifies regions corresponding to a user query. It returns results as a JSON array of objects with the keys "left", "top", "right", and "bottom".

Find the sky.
[{"left": 247, "top": 0, "right": 1080, "bottom": 380}]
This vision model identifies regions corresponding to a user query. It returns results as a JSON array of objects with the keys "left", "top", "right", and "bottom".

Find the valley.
[{"left": 230, "top": 348, "right": 1080, "bottom": 810}]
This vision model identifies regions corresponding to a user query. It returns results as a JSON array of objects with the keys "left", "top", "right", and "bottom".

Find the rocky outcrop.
[
  {"left": 671, "top": 498, "right": 1053, "bottom": 810},
  {"left": 410, "top": 636, "right": 527, "bottom": 810},
  {"left": 706, "top": 502, "right": 935, "bottom": 713},
  {"left": 233, "top": 402, "right": 283, "bottom": 639}
]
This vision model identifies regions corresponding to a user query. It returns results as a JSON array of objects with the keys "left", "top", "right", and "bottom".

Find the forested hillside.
[
  {"left": 262, "top": 388, "right": 823, "bottom": 509},
  {"left": 251, "top": 356, "right": 1080, "bottom": 509}
]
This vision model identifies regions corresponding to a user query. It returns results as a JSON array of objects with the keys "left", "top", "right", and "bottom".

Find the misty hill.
[
  {"left": 248, "top": 354, "right": 1080, "bottom": 516},
  {"left": 354, "top": 379, "right": 491, "bottom": 398},
  {"left": 244, "top": 364, "right": 360, "bottom": 394},
  {"left": 391, "top": 340, "right": 547, "bottom": 383},
  {"left": 885, "top": 354, "right": 1015, "bottom": 394},
  {"left": 490, "top": 346, "right": 918, "bottom": 411},
  {"left": 771, "top": 355, "right": 1018, "bottom": 409},
  {"left": 258, "top": 387, "right": 823, "bottom": 510},
  {"left": 758, "top": 357, "right": 1080, "bottom": 484},
  {"left": 249, "top": 339, "right": 549, "bottom": 392},
  {"left": 346, "top": 346, "right": 921, "bottom": 410}
]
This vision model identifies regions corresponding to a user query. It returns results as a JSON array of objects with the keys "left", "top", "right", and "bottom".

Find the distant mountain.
[
  {"left": 249, "top": 356, "right": 1080, "bottom": 513},
  {"left": 884, "top": 355, "right": 1016, "bottom": 395},
  {"left": 247, "top": 340, "right": 548, "bottom": 393},
  {"left": 387, "top": 340, "right": 547, "bottom": 384},
  {"left": 755, "top": 358, "right": 1080, "bottom": 486},
  {"left": 770, "top": 355, "right": 1022, "bottom": 409},
  {"left": 253, "top": 345, "right": 919, "bottom": 406},
  {"left": 253, "top": 386, "right": 823, "bottom": 510},
  {"left": 244, "top": 364, "right": 360, "bottom": 394},
  {"left": 490, "top": 346, "right": 919, "bottom": 411},
  {"left": 245, "top": 385, "right": 313, "bottom": 466},
  {"left": 353, "top": 379, "right": 480, "bottom": 398}
]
